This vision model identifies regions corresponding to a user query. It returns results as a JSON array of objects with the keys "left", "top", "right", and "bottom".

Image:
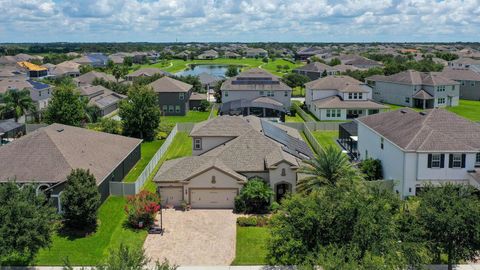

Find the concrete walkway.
[{"left": 5, "top": 266, "right": 480, "bottom": 270}]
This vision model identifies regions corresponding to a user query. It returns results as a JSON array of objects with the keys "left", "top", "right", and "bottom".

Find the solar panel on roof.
[{"left": 261, "top": 120, "right": 314, "bottom": 159}]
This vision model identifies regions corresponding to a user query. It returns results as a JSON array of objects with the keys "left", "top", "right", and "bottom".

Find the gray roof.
[
  {"left": 0, "top": 77, "right": 34, "bottom": 94},
  {"left": 0, "top": 119, "right": 24, "bottom": 133},
  {"left": 356, "top": 109, "right": 480, "bottom": 152},
  {"left": 366, "top": 70, "right": 459, "bottom": 86},
  {"left": 190, "top": 116, "right": 253, "bottom": 137},
  {"left": 148, "top": 76, "right": 192, "bottom": 93},
  {"left": 127, "top": 68, "right": 169, "bottom": 78},
  {"left": 412, "top": 89, "right": 434, "bottom": 100},
  {"left": 220, "top": 68, "right": 291, "bottom": 91},
  {"left": 189, "top": 92, "right": 207, "bottom": 101},
  {"left": 312, "top": 96, "right": 388, "bottom": 109},
  {"left": 0, "top": 124, "right": 142, "bottom": 183},
  {"left": 294, "top": 62, "right": 338, "bottom": 73},
  {"left": 437, "top": 68, "right": 480, "bottom": 81},
  {"left": 74, "top": 71, "right": 115, "bottom": 85},
  {"left": 305, "top": 75, "right": 369, "bottom": 93}
]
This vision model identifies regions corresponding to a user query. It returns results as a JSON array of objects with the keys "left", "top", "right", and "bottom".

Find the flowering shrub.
[{"left": 125, "top": 191, "right": 161, "bottom": 228}]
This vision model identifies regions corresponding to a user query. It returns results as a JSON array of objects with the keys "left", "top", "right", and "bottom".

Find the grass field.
[
  {"left": 311, "top": 130, "right": 339, "bottom": 149},
  {"left": 138, "top": 58, "right": 303, "bottom": 76},
  {"left": 123, "top": 140, "right": 164, "bottom": 183},
  {"left": 231, "top": 226, "right": 269, "bottom": 265},
  {"left": 160, "top": 110, "right": 210, "bottom": 124},
  {"left": 292, "top": 86, "right": 305, "bottom": 97},
  {"left": 447, "top": 99, "right": 480, "bottom": 122},
  {"left": 35, "top": 197, "right": 147, "bottom": 266},
  {"left": 143, "top": 132, "right": 192, "bottom": 192},
  {"left": 285, "top": 113, "right": 304, "bottom": 122}
]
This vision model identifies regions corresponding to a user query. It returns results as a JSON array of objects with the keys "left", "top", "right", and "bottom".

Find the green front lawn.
[
  {"left": 311, "top": 130, "right": 339, "bottom": 149},
  {"left": 292, "top": 86, "right": 305, "bottom": 97},
  {"left": 160, "top": 110, "right": 210, "bottom": 124},
  {"left": 123, "top": 140, "right": 165, "bottom": 183},
  {"left": 232, "top": 226, "right": 269, "bottom": 265},
  {"left": 143, "top": 132, "right": 192, "bottom": 192},
  {"left": 285, "top": 113, "right": 304, "bottom": 122},
  {"left": 447, "top": 99, "right": 480, "bottom": 122},
  {"left": 35, "top": 196, "right": 147, "bottom": 266}
]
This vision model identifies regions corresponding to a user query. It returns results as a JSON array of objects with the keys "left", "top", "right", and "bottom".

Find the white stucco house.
[
  {"left": 154, "top": 116, "right": 313, "bottom": 208},
  {"left": 305, "top": 75, "right": 388, "bottom": 120},
  {"left": 356, "top": 108, "right": 480, "bottom": 197}
]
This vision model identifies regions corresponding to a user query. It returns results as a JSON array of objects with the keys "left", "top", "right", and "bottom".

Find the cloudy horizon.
[{"left": 0, "top": 0, "right": 479, "bottom": 43}]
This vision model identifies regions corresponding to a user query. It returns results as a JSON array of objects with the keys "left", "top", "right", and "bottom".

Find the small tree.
[
  {"left": 225, "top": 65, "right": 238, "bottom": 77},
  {"left": 125, "top": 191, "right": 161, "bottom": 228},
  {"left": 234, "top": 178, "right": 274, "bottom": 214},
  {"left": 262, "top": 57, "right": 269, "bottom": 63},
  {"left": 0, "top": 89, "right": 36, "bottom": 122},
  {"left": 329, "top": 58, "right": 341, "bottom": 66},
  {"left": 0, "top": 182, "right": 57, "bottom": 265},
  {"left": 79, "top": 65, "right": 94, "bottom": 74},
  {"left": 358, "top": 158, "right": 383, "bottom": 181},
  {"left": 112, "top": 65, "right": 128, "bottom": 82},
  {"left": 61, "top": 169, "right": 101, "bottom": 230},
  {"left": 321, "top": 70, "right": 328, "bottom": 78},
  {"left": 282, "top": 73, "right": 310, "bottom": 88},
  {"left": 119, "top": 84, "right": 161, "bottom": 140},
  {"left": 417, "top": 184, "right": 480, "bottom": 270},
  {"left": 198, "top": 100, "right": 210, "bottom": 112},
  {"left": 44, "top": 84, "right": 86, "bottom": 126},
  {"left": 123, "top": 56, "right": 133, "bottom": 67},
  {"left": 213, "top": 80, "right": 224, "bottom": 103}
]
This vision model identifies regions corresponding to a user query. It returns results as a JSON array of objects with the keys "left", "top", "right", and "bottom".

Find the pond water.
[{"left": 175, "top": 64, "right": 237, "bottom": 77}]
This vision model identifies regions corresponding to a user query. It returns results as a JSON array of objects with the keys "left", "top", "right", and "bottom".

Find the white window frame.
[
  {"left": 175, "top": 105, "right": 181, "bottom": 113},
  {"left": 224, "top": 91, "right": 228, "bottom": 97},
  {"left": 405, "top": 97, "right": 410, "bottom": 103},
  {"left": 336, "top": 109, "right": 341, "bottom": 117},
  {"left": 179, "top": 92, "right": 185, "bottom": 100},
  {"left": 358, "top": 93, "right": 363, "bottom": 99},
  {"left": 194, "top": 138, "right": 202, "bottom": 150},
  {"left": 438, "top": 97, "right": 446, "bottom": 105},
  {"left": 168, "top": 105, "right": 174, "bottom": 112},
  {"left": 326, "top": 109, "right": 331, "bottom": 118},
  {"left": 162, "top": 105, "right": 168, "bottom": 112},
  {"left": 452, "top": 154, "right": 462, "bottom": 168},
  {"left": 476, "top": 153, "right": 480, "bottom": 166},
  {"left": 348, "top": 93, "right": 353, "bottom": 99},
  {"left": 431, "top": 154, "right": 441, "bottom": 168}
]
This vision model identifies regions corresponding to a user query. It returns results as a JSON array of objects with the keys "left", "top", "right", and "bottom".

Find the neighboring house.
[
  {"left": 220, "top": 68, "right": 292, "bottom": 119},
  {"left": 293, "top": 62, "right": 340, "bottom": 80},
  {"left": 74, "top": 71, "right": 116, "bottom": 86},
  {"left": 16, "top": 61, "right": 48, "bottom": 78},
  {"left": 154, "top": 116, "right": 313, "bottom": 208},
  {"left": 148, "top": 76, "right": 193, "bottom": 116},
  {"left": 125, "top": 68, "right": 169, "bottom": 81},
  {"left": 0, "top": 77, "right": 52, "bottom": 110},
  {"left": 198, "top": 72, "right": 222, "bottom": 91},
  {"left": 0, "top": 119, "right": 26, "bottom": 145},
  {"left": 296, "top": 47, "right": 326, "bottom": 60},
  {"left": 437, "top": 68, "right": 480, "bottom": 101},
  {"left": 448, "top": 58, "right": 480, "bottom": 72},
  {"left": 0, "top": 124, "right": 142, "bottom": 212},
  {"left": 14, "top": 53, "right": 43, "bottom": 63},
  {"left": 197, "top": 50, "right": 219, "bottom": 60},
  {"left": 189, "top": 92, "right": 207, "bottom": 110},
  {"left": 78, "top": 85, "right": 126, "bottom": 116},
  {"left": 356, "top": 109, "right": 480, "bottom": 197},
  {"left": 49, "top": 61, "right": 81, "bottom": 78},
  {"left": 336, "top": 54, "right": 383, "bottom": 69},
  {"left": 73, "top": 53, "right": 109, "bottom": 67},
  {"left": 245, "top": 48, "right": 268, "bottom": 58},
  {"left": 224, "top": 51, "right": 241, "bottom": 59},
  {"left": 366, "top": 70, "right": 460, "bottom": 109},
  {"left": 175, "top": 50, "right": 191, "bottom": 59},
  {"left": 305, "top": 76, "right": 388, "bottom": 120}
]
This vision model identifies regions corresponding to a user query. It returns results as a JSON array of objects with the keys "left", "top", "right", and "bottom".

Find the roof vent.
[
  {"left": 400, "top": 110, "right": 407, "bottom": 114},
  {"left": 56, "top": 128, "right": 64, "bottom": 132},
  {"left": 419, "top": 111, "right": 427, "bottom": 115}
]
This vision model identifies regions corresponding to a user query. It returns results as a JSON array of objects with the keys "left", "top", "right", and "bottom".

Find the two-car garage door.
[{"left": 189, "top": 189, "right": 238, "bottom": 209}]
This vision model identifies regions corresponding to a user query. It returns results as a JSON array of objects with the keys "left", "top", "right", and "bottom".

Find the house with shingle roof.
[
  {"left": 293, "top": 62, "right": 340, "bottom": 80},
  {"left": 125, "top": 68, "right": 170, "bottom": 82},
  {"left": 305, "top": 75, "right": 387, "bottom": 120},
  {"left": 0, "top": 123, "right": 142, "bottom": 211},
  {"left": 220, "top": 68, "right": 292, "bottom": 119},
  {"left": 74, "top": 71, "right": 116, "bottom": 86},
  {"left": 437, "top": 68, "right": 480, "bottom": 101},
  {"left": 448, "top": 58, "right": 480, "bottom": 72},
  {"left": 356, "top": 108, "right": 480, "bottom": 197},
  {"left": 245, "top": 48, "right": 268, "bottom": 58},
  {"left": 0, "top": 77, "right": 52, "bottom": 110},
  {"left": 154, "top": 115, "right": 312, "bottom": 208},
  {"left": 148, "top": 76, "right": 193, "bottom": 116},
  {"left": 197, "top": 49, "right": 219, "bottom": 60},
  {"left": 78, "top": 84, "right": 126, "bottom": 116},
  {"left": 366, "top": 70, "right": 460, "bottom": 109}
]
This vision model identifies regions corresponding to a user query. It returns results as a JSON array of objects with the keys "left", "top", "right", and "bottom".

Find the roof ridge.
[
  {"left": 404, "top": 111, "right": 433, "bottom": 150},
  {"left": 44, "top": 125, "right": 76, "bottom": 171}
]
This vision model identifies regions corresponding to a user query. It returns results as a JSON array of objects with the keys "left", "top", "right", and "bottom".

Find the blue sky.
[{"left": 0, "top": 0, "right": 479, "bottom": 43}]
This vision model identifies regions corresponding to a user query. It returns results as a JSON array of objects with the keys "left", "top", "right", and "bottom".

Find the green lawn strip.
[
  {"left": 311, "top": 130, "right": 339, "bottom": 149},
  {"left": 160, "top": 111, "right": 210, "bottom": 124},
  {"left": 231, "top": 226, "right": 269, "bottom": 265},
  {"left": 285, "top": 113, "right": 304, "bottom": 122},
  {"left": 143, "top": 132, "right": 192, "bottom": 192},
  {"left": 447, "top": 99, "right": 480, "bottom": 122},
  {"left": 123, "top": 140, "right": 165, "bottom": 183},
  {"left": 292, "top": 86, "right": 304, "bottom": 97},
  {"left": 35, "top": 196, "right": 147, "bottom": 266}
]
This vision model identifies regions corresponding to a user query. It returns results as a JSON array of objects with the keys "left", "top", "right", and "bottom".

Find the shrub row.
[{"left": 237, "top": 216, "right": 269, "bottom": 227}]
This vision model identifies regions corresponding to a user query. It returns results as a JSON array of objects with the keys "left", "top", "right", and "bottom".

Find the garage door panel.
[
  {"left": 190, "top": 189, "right": 237, "bottom": 209},
  {"left": 159, "top": 187, "right": 183, "bottom": 207}
]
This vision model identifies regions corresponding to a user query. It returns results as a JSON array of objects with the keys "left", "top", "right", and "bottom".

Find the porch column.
[
  {"left": 247, "top": 107, "right": 250, "bottom": 115},
  {"left": 262, "top": 107, "right": 266, "bottom": 117},
  {"left": 423, "top": 99, "right": 426, "bottom": 110},
  {"left": 365, "top": 109, "right": 369, "bottom": 116}
]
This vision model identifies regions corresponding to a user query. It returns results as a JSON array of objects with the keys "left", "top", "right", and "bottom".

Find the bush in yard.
[
  {"left": 198, "top": 100, "right": 210, "bottom": 112},
  {"left": 0, "top": 182, "right": 57, "bottom": 265},
  {"left": 358, "top": 158, "right": 383, "bottom": 181},
  {"left": 61, "top": 169, "right": 101, "bottom": 230},
  {"left": 125, "top": 190, "right": 161, "bottom": 229},
  {"left": 234, "top": 178, "right": 274, "bottom": 214},
  {"left": 237, "top": 216, "right": 258, "bottom": 227}
]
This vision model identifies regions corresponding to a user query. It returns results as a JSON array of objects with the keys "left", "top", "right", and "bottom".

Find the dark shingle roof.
[
  {"left": 148, "top": 76, "right": 192, "bottom": 93},
  {"left": 366, "top": 70, "right": 459, "bottom": 86}
]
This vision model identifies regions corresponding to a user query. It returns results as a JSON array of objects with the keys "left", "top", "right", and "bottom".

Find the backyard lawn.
[
  {"left": 285, "top": 113, "right": 304, "bottom": 122},
  {"left": 35, "top": 196, "right": 147, "bottom": 266},
  {"left": 143, "top": 132, "right": 192, "bottom": 192},
  {"left": 160, "top": 110, "right": 210, "bottom": 124},
  {"left": 447, "top": 99, "right": 480, "bottom": 122},
  {"left": 232, "top": 226, "right": 269, "bottom": 265},
  {"left": 123, "top": 140, "right": 164, "bottom": 183},
  {"left": 311, "top": 130, "right": 339, "bottom": 149}
]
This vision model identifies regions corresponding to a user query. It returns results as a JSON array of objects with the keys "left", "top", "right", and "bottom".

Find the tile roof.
[
  {"left": 357, "top": 108, "right": 480, "bottom": 152},
  {"left": 0, "top": 124, "right": 142, "bottom": 183},
  {"left": 366, "top": 70, "right": 459, "bottom": 86},
  {"left": 148, "top": 76, "right": 192, "bottom": 93},
  {"left": 312, "top": 96, "right": 388, "bottom": 109}
]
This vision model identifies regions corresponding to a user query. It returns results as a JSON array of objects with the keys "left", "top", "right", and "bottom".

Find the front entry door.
[{"left": 276, "top": 183, "right": 290, "bottom": 202}]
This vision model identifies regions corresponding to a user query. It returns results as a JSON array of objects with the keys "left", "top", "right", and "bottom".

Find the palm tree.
[
  {"left": 297, "top": 145, "right": 358, "bottom": 194},
  {"left": 0, "top": 89, "right": 36, "bottom": 122}
]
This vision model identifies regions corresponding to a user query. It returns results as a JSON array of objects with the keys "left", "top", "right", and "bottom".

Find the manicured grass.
[
  {"left": 232, "top": 226, "right": 269, "bottom": 265},
  {"left": 447, "top": 99, "right": 480, "bottom": 122},
  {"left": 160, "top": 111, "right": 210, "bottom": 124},
  {"left": 143, "top": 132, "right": 192, "bottom": 192},
  {"left": 35, "top": 196, "right": 147, "bottom": 266},
  {"left": 123, "top": 140, "right": 165, "bottom": 183},
  {"left": 140, "top": 58, "right": 303, "bottom": 76},
  {"left": 292, "top": 86, "right": 305, "bottom": 97},
  {"left": 311, "top": 130, "right": 339, "bottom": 149},
  {"left": 285, "top": 113, "right": 304, "bottom": 122}
]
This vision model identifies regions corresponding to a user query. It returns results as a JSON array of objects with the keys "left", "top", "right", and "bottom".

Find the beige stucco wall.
[
  {"left": 192, "top": 136, "right": 235, "bottom": 155},
  {"left": 268, "top": 161, "right": 297, "bottom": 193}
]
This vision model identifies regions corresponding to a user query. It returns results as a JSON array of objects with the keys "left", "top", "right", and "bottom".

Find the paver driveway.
[{"left": 144, "top": 209, "right": 238, "bottom": 266}]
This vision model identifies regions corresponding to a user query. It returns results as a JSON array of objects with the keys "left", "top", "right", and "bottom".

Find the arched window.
[{"left": 281, "top": 168, "right": 286, "bottom": 176}]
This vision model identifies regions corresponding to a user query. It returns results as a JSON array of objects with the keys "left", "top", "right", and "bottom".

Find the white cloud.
[{"left": 0, "top": 0, "right": 479, "bottom": 42}]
